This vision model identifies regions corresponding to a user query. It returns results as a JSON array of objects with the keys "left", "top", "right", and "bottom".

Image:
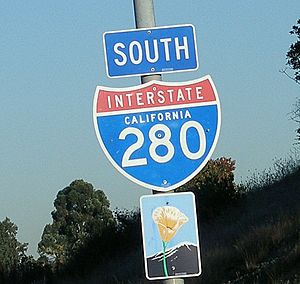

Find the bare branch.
[{"left": 279, "top": 68, "right": 300, "bottom": 85}]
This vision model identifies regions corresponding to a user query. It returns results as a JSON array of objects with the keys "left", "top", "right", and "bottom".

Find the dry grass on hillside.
[{"left": 57, "top": 162, "right": 300, "bottom": 284}]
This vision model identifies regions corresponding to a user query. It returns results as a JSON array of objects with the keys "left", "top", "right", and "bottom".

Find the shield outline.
[{"left": 93, "top": 75, "right": 221, "bottom": 191}]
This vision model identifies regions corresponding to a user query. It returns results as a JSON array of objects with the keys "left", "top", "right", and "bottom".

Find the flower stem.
[{"left": 162, "top": 241, "right": 168, "bottom": 277}]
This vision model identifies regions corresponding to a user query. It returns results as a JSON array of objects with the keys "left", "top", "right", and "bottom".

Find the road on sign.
[
  {"left": 93, "top": 75, "right": 221, "bottom": 191},
  {"left": 103, "top": 24, "right": 198, "bottom": 78}
]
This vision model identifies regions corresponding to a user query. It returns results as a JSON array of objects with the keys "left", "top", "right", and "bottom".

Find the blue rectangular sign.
[
  {"left": 103, "top": 24, "right": 199, "bottom": 78},
  {"left": 140, "top": 192, "right": 201, "bottom": 280}
]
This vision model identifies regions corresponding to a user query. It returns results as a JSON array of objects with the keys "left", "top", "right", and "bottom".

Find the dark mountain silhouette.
[{"left": 146, "top": 242, "right": 201, "bottom": 279}]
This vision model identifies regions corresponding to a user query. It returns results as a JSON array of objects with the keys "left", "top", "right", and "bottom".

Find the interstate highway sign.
[
  {"left": 93, "top": 75, "right": 221, "bottom": 191},
  {"left": 103, "top": 24, "right": 198, "bottom": 78}
]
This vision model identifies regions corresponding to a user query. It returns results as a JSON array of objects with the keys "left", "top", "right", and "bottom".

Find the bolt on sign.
[
  {"left": 140, "top": 192, "right": 201, "bottom": 280},
  {"left": 93, "top": 75, "right": 221, "bottom": 191}
]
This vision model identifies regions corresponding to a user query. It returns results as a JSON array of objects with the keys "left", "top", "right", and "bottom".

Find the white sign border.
[{"left": 93, "top": 74, "right": 221, "bottom": 192}]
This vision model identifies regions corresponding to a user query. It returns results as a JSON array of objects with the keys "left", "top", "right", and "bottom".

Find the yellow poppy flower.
[{"left": 152, "top": 206, "right": 188, "bottom": 243}]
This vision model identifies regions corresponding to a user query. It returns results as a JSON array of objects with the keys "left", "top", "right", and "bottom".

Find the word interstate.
[
  {"left": 96, "top": 82, "right": 217, "bottom": 116},
  {"left": 106, "top": 86, "right": 202, "bottom": 110}
]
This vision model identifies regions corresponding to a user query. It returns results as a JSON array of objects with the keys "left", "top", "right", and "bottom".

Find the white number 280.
[{"left": 119, "top": 121, "right": 206, "bottom": 167}]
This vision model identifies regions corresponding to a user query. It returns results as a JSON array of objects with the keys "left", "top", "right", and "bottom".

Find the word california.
[{"left": 124, "top": 109, "right": 191, "bottom": 125}]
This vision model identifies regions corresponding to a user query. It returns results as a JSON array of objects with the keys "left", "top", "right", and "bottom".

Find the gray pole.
[
  {"left": 133, "top": 0, "right": 161, "bottom": 84},
  {"left": 133, "top": 3, "right": 184, "bottom": 284},
  {"left": 163, "top": 279, "right": 185, "bottom": 284}
]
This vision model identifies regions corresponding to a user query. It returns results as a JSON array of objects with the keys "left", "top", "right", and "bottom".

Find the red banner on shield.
[{"left": 96, "top": 78, "right": 216, "bottom": 114}]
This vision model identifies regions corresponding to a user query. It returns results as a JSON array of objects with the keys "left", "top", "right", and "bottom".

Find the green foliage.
[
  {"left": 286, "top": 19, "right": 300, "bottom": 143},
  {"left": 287, "top": 19, "right": 300, "bottom": 84},
  {"left": 290, "top": 98, "right": 300, "bottom": 143},
  {"left": 54, "top": 208, "right": 142, "bottom": 279},
  {"left": 176, "top": 157, "right": 241, "bottom": 219},
  {"left": 0, "top": 218, "right": 51, "bottom": 284},
  {"left": 0, "top": 217, "right": 27, "bottom": 280},
  {"left": 114, "top": 208, "right": 142, "bottom": 250},
  {"left": 38, "top": 179, "right": 115, "bottom": 266},
  {"left": 17, "top": 255, "right": 52, "bottom": 284}
]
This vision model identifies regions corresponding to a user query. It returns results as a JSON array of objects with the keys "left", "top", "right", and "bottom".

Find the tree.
[
  {"left": 0, "top": 218, "right": 28, "bottom": 280},
  {"left": 176, "top": 158, "right": 241, "bottom": 219},
  {"left": 114, "top": 208, "right": 142, "bottom": 250},
  {"left": 38, "top": 180, "right": 115, "bottom": 266},
  {"left": 290, "top": 98, "right": 300, "bottom": 143},
  {"left": 286, "top": 19, "right": 300, "bottom": 84},
  {"left": 284, "top": 19, "right": 300, "bottom": 143}
]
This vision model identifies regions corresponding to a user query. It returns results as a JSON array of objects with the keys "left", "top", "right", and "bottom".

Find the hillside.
[
  {"left": 57, "top": 168, "right": 300, "bottom": 284},
  {"left": 195, "top": 168, "right": 300, "bottom": 283}
]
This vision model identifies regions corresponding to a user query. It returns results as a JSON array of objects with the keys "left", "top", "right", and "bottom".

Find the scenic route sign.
[
  {"left": 140, "top": 192, "right": 201, "bottom": 280},
  {"left": 103, "top": 24, "right": 198, "bottom": 78},
  {"left": 93, "top": 75, "right": 221, "bottom": 191}
]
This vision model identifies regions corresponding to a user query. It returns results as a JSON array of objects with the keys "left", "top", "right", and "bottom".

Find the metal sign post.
[
  {"left": 133, "top": 0, "right": 162, "bottom": 84},
  {"left": 92, "top": 0, "right": 220, "bottom": 282},
  {"left": 133, "top": 1, "right": 184, "bottom": 283},
  {"left": 133, "top": 0, "right": 161, "bottom": 196}
]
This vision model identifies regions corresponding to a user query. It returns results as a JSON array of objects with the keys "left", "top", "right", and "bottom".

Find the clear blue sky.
[{"left": 0, "top": 1, "right": 299, "bottom": 257}]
